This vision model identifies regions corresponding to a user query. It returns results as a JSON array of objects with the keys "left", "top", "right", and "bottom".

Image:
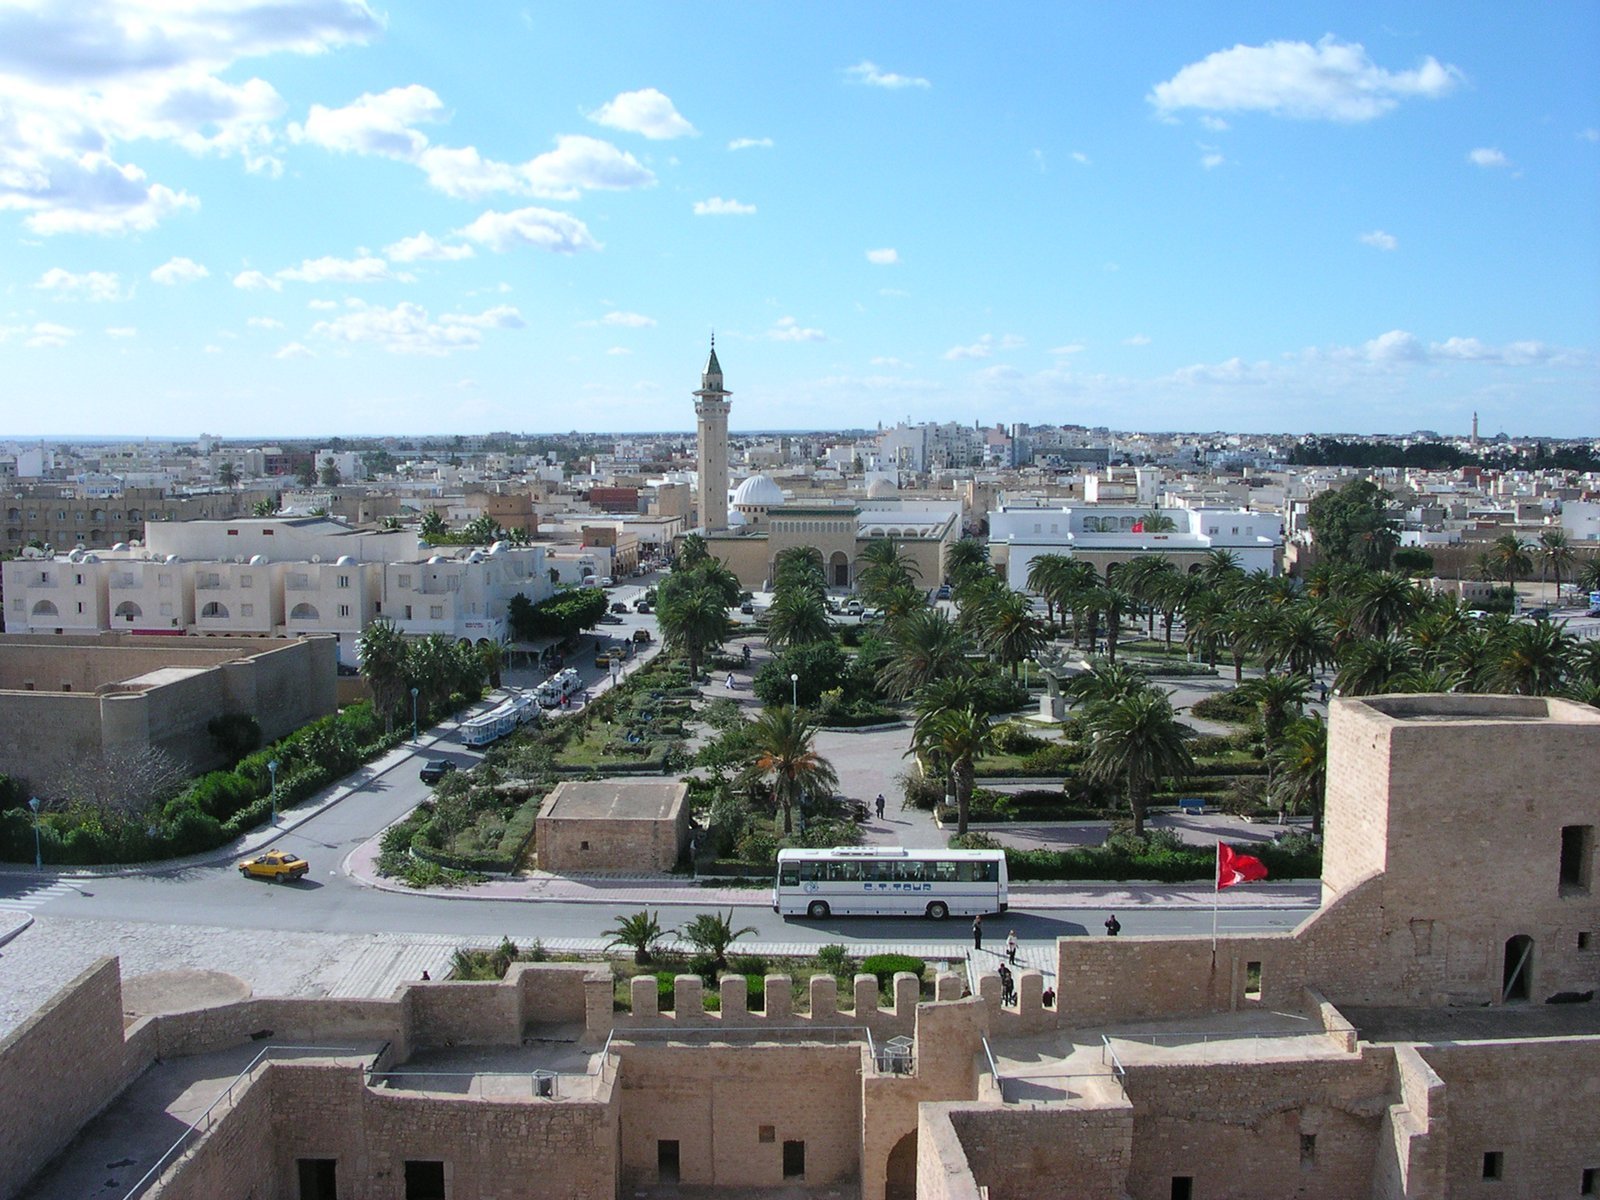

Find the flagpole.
[{"left": 1211, "top": 840, "right": 1221, "bottom": 965}]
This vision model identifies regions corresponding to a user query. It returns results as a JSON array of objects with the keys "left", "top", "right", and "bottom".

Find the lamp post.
[
  {"left": 790, "top": 672, "right": 799, "bottom": 708},
  {"left": 610, "top": 659, "right": 621, "bottom": 690},
  {"left": 410, "top": 687, "right": 420, "bottom": 741},
  {"left": 28, "top": 797, "right": 41, "bottom": 869},
  {"left": 267, "top": 759, "right": 279, "bottom": 825}
]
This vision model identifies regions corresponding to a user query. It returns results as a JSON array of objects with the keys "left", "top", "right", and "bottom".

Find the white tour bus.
[{"left": 773, "top": 846, "right": 1008, "bottom": 921}]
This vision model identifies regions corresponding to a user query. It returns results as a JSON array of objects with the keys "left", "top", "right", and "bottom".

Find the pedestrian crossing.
[{"left": 0, "top": 879, "right": 77, "bottom": 913}]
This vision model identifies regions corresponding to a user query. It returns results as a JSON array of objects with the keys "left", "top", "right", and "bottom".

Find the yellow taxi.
[{"left": 238, "top": 848, "right": 310, "bottom": 882}]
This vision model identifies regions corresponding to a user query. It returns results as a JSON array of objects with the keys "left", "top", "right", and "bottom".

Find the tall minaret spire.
[{"left": 694, "top": 336, "right": 732, "bottom": 533}]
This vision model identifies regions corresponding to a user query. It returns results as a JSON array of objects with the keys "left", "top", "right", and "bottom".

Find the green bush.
[
  {"left": 860, "top": 953, "right": 925, "bottom": 987},
  {"left": 1191, "top": 691, "right": 1258, "bottom": 725},
  {"left": 815, "top": 944, "right": 853, "bottom": 976}
]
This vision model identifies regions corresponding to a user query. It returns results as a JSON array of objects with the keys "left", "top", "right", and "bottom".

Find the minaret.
[
  {"left": 693, "top": 337, "right": 732, "bottom": 533},
  {"left": 1471, "top": 411, "right": 1480, "bottom": 449}
]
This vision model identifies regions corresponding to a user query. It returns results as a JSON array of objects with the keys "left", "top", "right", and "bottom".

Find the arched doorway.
[
  {"left": 885, "top": 1131, "right": 917, "bottom": 1200},
  {"left": 1502, "top": 934, "right": 1533, "bottom": 1002},
  {"left": 829, "top": 551, "right": 850, "bottom": 588},
  {"left": 114, "top": 601, "right": 142, "bottom": 623}
]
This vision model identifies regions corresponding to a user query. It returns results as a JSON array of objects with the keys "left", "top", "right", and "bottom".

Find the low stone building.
[
  {"left": 536, "top": 779, "right": 689, "bottom": 874},
  {"left": 0, "top": 631, "right": 337, "bottom": 798}
]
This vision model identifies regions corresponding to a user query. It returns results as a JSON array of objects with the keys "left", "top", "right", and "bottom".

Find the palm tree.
[
  {"left": 680, "top": 909, "right": 759, "bottom": 971},
  {"left": 1025, "top": 553, "right": 1077, "bottom": 625},
  {"left": 1334, "top": 637, "right": 1416, "bottom": 696},
  {"left": 1537, "top": 529, "right": 1575, "bottom": 603},
  {"left": 658, "top": 585, "right": 731, "bottom": 680},
  {"left": 1199, "top": 548, "right": 1244, "bottom": 590},
  {"left": 478, "top": 640, "right": 503, "bottom": 690},
  {"left": 677, "top": 533, "right": 709, "bottom": 569},
  {"left": 876, "top": 582, "right": 928, "bottom": 629},
  {"left": 1489, "top": 533, "right": 1533, "bottom": 596},
  {"left": 356, "top": 617, "right": 410, "bottom": 732},
  {"left": 603, "top": 910, "right": 670, "bottom": 965},
  {"left": 217, "top": 461, "right": 240, "bottom": 489},
  {"left": 772, "top": 546, "right": 826, "bottom": 596},
  {"left": 907, "top": 704, "right": 997, "bottom": 836},
  {"left": 1349, "top": 571, "right": 1417, "bottom": 641},
  {"left": 944, "top": 538, "right": 991, "bottom": 589},
  {"left": 764, "top": 589, "right": 831, "bottom": 650},
  {"left": 1488, "top": 621, "right": 1574, "bottom": 696},
  {"left": 1261, "top": 604, "right": 1335, "bottom": 678},
  {"left": 1269, "top": 716, "right": 1327, "bottom": 834},
  {"left": 979, "top": 588, "right": 1046, "bottom": 676},
  {"left": 1238, "top": 673, "right": 1311, "bottom": 794},
  {"left": 419, "top": 509, "right": 447, "bottom": 542},
  {"left": 1062, "top": 661, "right": 1149, "bottom": 709},
  {"left": 251, "top": 497, "right": 278, "bottom": 517},
  {"left": 856, "top": 540, "right": 921, "bottom": 606},
  {"left": 748, "top": 706, "right": 839, "bottom": 835},
  {"left": 1578, "top": 557, "right": 1600, "bottom": 596},
  {"left": 1182, "top": 590, "right": 1228, "bottom": 669},
  {"left": 1117, "top": 556, "right": 1179, "bottom": 637},
  {"left": 1138, "top": 509, "right": 1177, "bottom": 533},
  {"left": 881, "top": 607, "right": 973, "bottom": 699},
  {"left": 1081, "top": 689, "right": 1194, "bottom": 837}
]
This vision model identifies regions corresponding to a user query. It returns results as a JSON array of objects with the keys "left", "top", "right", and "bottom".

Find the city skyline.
[{"left": 1, "top": 2, "right": 1597, "bottom": 438}]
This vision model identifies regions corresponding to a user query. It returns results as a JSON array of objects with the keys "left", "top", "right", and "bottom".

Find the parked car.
[
  {"left": 599, "top": 576, "right": 615, "bottom": 588},
  {"left": 238, "top": 848, "right": 309, "bottom": 882},
  {"left": 599, "top": 613, "right": 624, "bottom": 624},
  {"left": 1466, "top": 610, "right": 1489, "bottom": 620},
  {"left": 634, "top": 599, "right": 653, "bottom": 613},
  {"left": 610, "top": 601, "right": 629, "bottom": 614},
  {"left": 632, "top": 628, "right": 653, "bottom": 644},
  {"left": 844, "top": 599, "right": 864, "bottom": 615},
  {"left": 935, "top": 585, "right": 952, "bottom": 600},
  {"left": 740, "top": 600, "right": 755, "bottom": 614},
  {"left": 419, "top": 759, "right": 457, "bottom": 784},
  {"left": 1523, "top": 607, "right": 1551, "bottom": 620}
]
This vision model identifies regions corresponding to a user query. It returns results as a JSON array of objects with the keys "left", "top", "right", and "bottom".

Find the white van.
[{"left": 535, "top": 668, "right": 582, "bottom": 707}]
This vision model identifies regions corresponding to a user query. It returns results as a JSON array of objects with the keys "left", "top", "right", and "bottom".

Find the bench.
[{"left": 1177, "top": 798, "right": 1206, "bottom": 816}]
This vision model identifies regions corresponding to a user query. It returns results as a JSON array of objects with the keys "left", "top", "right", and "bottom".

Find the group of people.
[{"left": 970, "top": 913, "right": 1120, "bottom": 1007}]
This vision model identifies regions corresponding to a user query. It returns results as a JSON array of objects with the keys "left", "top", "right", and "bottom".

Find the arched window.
[
  {"left": 31, "top": 600, "right": 59, "bottom": 617},
  {"left": 114, "top": 601, "right": 142, "bottom": 621},
  {"left": 289, "top": 602, "right": 320, "bottom": 621},
  {"left": 200, "top": 601, "right": 229, "bottom": 619}
]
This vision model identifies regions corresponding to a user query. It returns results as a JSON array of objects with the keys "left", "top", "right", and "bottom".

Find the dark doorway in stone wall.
[
  {"left": 1503, "top": 934, "right": 1534, "bottom": 1003},
  {"left": 886, "top": 1131, "right": 918, "bottom": 1200}
]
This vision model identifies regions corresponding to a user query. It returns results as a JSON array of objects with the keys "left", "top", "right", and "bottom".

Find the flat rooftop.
[
  {"left": 1354, "top": 694, "right": 1600, "bottom": 725},
  {"left": 540, "top": 779, "right": 688, "bottom": 822},
  {"left": 1343, "top": 1002, "right": 1600, "bottom": 1044}
]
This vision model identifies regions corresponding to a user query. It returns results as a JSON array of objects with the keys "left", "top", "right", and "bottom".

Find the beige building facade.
[{"left": 536, "top": 779, "right": 689, "bottom": 873}]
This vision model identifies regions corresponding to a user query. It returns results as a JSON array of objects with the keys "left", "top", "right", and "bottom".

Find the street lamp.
[
  {"left": 28, "top": 797, "right": 41, "bottom": 869},
  {"left": 267, "top": 759, "right": 280, "bottom": 825},
  {"left": 410, "top": 686, "right": 420, "bottom": 741},
  {"left": 790, "top": 672, "right": 799, "bottom": 708}
]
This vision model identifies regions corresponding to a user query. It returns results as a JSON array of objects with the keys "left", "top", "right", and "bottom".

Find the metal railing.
[{"left": 120, "top": 1044, "right": 372, "bottom": 1200}]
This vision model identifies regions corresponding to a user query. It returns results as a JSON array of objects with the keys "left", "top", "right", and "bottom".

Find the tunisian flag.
[{"left": 1217, "top": 842, "right": 1269, "bottom": 889}]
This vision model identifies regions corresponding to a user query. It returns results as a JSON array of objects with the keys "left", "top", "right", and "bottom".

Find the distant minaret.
[
  {"left": 1471, "top": 411, "right": 1480, "bottom": 449},
  {"left": 694, "top": 337, "right": 731, "bottom": 533}
]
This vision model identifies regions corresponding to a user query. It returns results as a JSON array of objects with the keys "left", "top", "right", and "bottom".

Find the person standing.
[
  {"left": 875, "top": 793, "right": 886, "bottom": 819},
  {"left": 972, "top": 914, "right": 984, "bottom": 951},
  {"left": 1104, "top": 913, "right": 1122, "bottom": 937},
  {"left": 1006, "top": 931, "right": 1018, "bottom": 965}
]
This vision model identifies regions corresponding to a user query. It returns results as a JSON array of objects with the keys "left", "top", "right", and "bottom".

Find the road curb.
[{"left": 0, "top": 912, "right": 34, "bottom": 948}]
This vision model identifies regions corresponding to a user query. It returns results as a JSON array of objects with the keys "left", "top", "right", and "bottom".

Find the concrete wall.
[
  {"left": 0, "top": 632, "right": 336, "bottom": 796},
  {"left": 941, "top": 1104, "right": 1134, "bottom": 1200},
  {"left": 1055, "top": 934, "right": 1304, "bottom": 1028},
  {"left": 0, "top": 959, "right": 146, "bottom": 1200},
  {"left": 536, "top": 814, "right": 683, "bottom": 874},
  {"left": 615, "top": 1042, "right": 862, "bottom": 1191}
]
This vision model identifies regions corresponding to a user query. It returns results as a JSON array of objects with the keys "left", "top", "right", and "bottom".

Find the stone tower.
[{"left": 693, "top": 338, "right": 731, "bottom": 533}]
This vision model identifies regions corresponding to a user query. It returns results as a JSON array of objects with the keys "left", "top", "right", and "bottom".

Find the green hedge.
[
  {"left": 410, "top": 793, "right": 542, "bottom": 873},
  {"left": 860, "top": 954, "right": 926, "bottom": 987},
  {"left": 1001, "top": 839, "right": 1320, "bottom": 883}
]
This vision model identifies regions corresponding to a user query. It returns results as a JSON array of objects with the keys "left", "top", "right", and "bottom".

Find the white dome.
[
  {"left": 866, "top": 477, "right": 898, "bottom": 499},
  {"left": 726, "top": 508, "right": 748, "bottom": 528},
  {"left": 732, "top": 474, "right": 786, "bottom": 508},
  {"left": 335, "top": 555, "right": 355, "bottom": 566},
  {"left": 249, "top": 554, "right": 268, "bottom": 565}
]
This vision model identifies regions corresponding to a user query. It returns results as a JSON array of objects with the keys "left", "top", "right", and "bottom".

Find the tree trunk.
[
  {"left": 955, "top": 757, "right": 973, "bottom": 836},
  {"left": 1129, "top": 779, "right": 1148, "bottom": 838},
  {"left": 1232, "top": 648, "right": 1244, "bottom": 683}
]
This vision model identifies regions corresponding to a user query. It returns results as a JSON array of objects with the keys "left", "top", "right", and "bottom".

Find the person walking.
[
  {"left": 875, "top": 793, "right": 886, "bottom": 820},
  {"left": 972, "top": 914, "right": 984, "bottom": 952},
  {"left": 1005, "top": 931, "right": 1018, "bottom": 965},
  {"left": 1104, "top": 913, "right": 1122, "bottom": 937}
]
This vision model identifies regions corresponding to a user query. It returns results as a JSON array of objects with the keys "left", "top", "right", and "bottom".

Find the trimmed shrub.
[{"left": 860, "top": 953, "right": 925, "bottom": 987}]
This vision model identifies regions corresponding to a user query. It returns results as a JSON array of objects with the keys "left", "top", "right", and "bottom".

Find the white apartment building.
[
  {"left": 3, "top": 520, "right": 553, "bottom": 664},
  {"left": 990, "top": 503, "right": 1283, "bottom": 589},
  {"left": 381, "top": 544, "right": 551, "bottom": 644}
]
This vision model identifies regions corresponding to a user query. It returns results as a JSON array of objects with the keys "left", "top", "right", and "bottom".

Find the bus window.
[
  {"left": 930, "top": 860, "right": 958, "bottom": 883},
  {"left": 779, "top": 865, "right": 799, "bottom": 887},
  {"left": 827, "top": 861, "right": 861, "bottom": 882},
  {"left": 797, "top": 861, "right": 821, "bottom": 882},
  {"left": 897, "top": 860, "right": 925, "bottom": 882}
]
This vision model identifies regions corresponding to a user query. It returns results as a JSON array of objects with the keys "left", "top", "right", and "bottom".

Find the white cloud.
[
  {"left": 728, "top": 137, "right": 773, "bottom": 151},
  {"left": 1199, "top": 115, "right": 1230, "bottom": 132},
  {"left": 23, "top": 321, "right": 76, "bottom": 348},
  {"left": 150, "top": 256, "right": 209, "bottom": 285},
  {"left": 1467, "top": 147, "right": 1508, "bottom": 168},
  {"left": 1070, "top": 151, "right": 1091, "bottom": 165},
  {"left": 1359, "top": 229, "right": 1398, "bottom": 251},
  {"left": 768, "top": 316, "right": 825, "bottom": 343},
  {"left": 0, "top": 0, "right": 380, "bottom": 235},
  {"left": 870, "top": 356, "right": 911, "bottom": 368},
  {"left": 945, "top": 333, "right": 1025, "bottom": 361},
  {"left": 384, "top": 232, "right": 474, "bottom": 263},
  {"left": 606, "top": 346, "right": 631, "bottom": 356},
  {"left": 247, "top": 316, "right": 284, "bottom": 330},
  {"left": 1199, "top": 147, "right": 1226, "bottom": 169},
  {"left": 845, "top": 61, "right": 931, "bottom": 90},
  {"left": 203, "top": 343, "right": 223, "bottom": 354},
  {"left": 517, "top": 135, "right": 655, "bottom": 199},
  {"left": 1049, "top": 343, "right": 1086, "bottom": 356},
  {"left": 311, "top": 300, "right": 524, "bottom": 355},
  {"left": 35, "top": 267, "right": 122, "bottom": 301},
  {"left": 1169, "top": 356, "right": 1270, "bottom": 386},
  {"left": 1123, "top": 334, "right": 1152, "bottom": 346},
  {"left": 290, "top": 85, "right": 443, "bottom": 158},
  {"left": 276, "top": 255, "right": 412, "bottom": 284},
  {"left": 455, "top": 206, "right": 601, "bottom": 254},
  {"left": 233, "top": 269, "right": 281, "bottom": 292},
  {"left": 307, "top": 298, "right": 338, "bottom": 310},
  {"left": 1364, "top": 329, "right": 1426, "bottom": 363},
  {"left": 866, "top": 248, "right": 899, "bottom": 265},
  {"left": 587, "top": 88, "right": 697, "bottom": 139},
  {"left": 275, "top": 342, "right": 313, "bottom": 359},
  {"left": 1581, "top": 129, "right": 1600, "bottom": 143},
  {"left": 1149, "top": 36, "right": 1461, "bottom": 122},
  {"left": 105, "top": 325, "right": 136, "bottom": 338},
  {"left": 693, "top": 196, "right": 756, "bottom": 216},
  {"left": 602, "top": 311, "right": 655, "bottom": 328}
]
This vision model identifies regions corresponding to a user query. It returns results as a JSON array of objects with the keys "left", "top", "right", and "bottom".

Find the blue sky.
[{"left": 2, "top": 2, "right": 1596, "bottom": 439}]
